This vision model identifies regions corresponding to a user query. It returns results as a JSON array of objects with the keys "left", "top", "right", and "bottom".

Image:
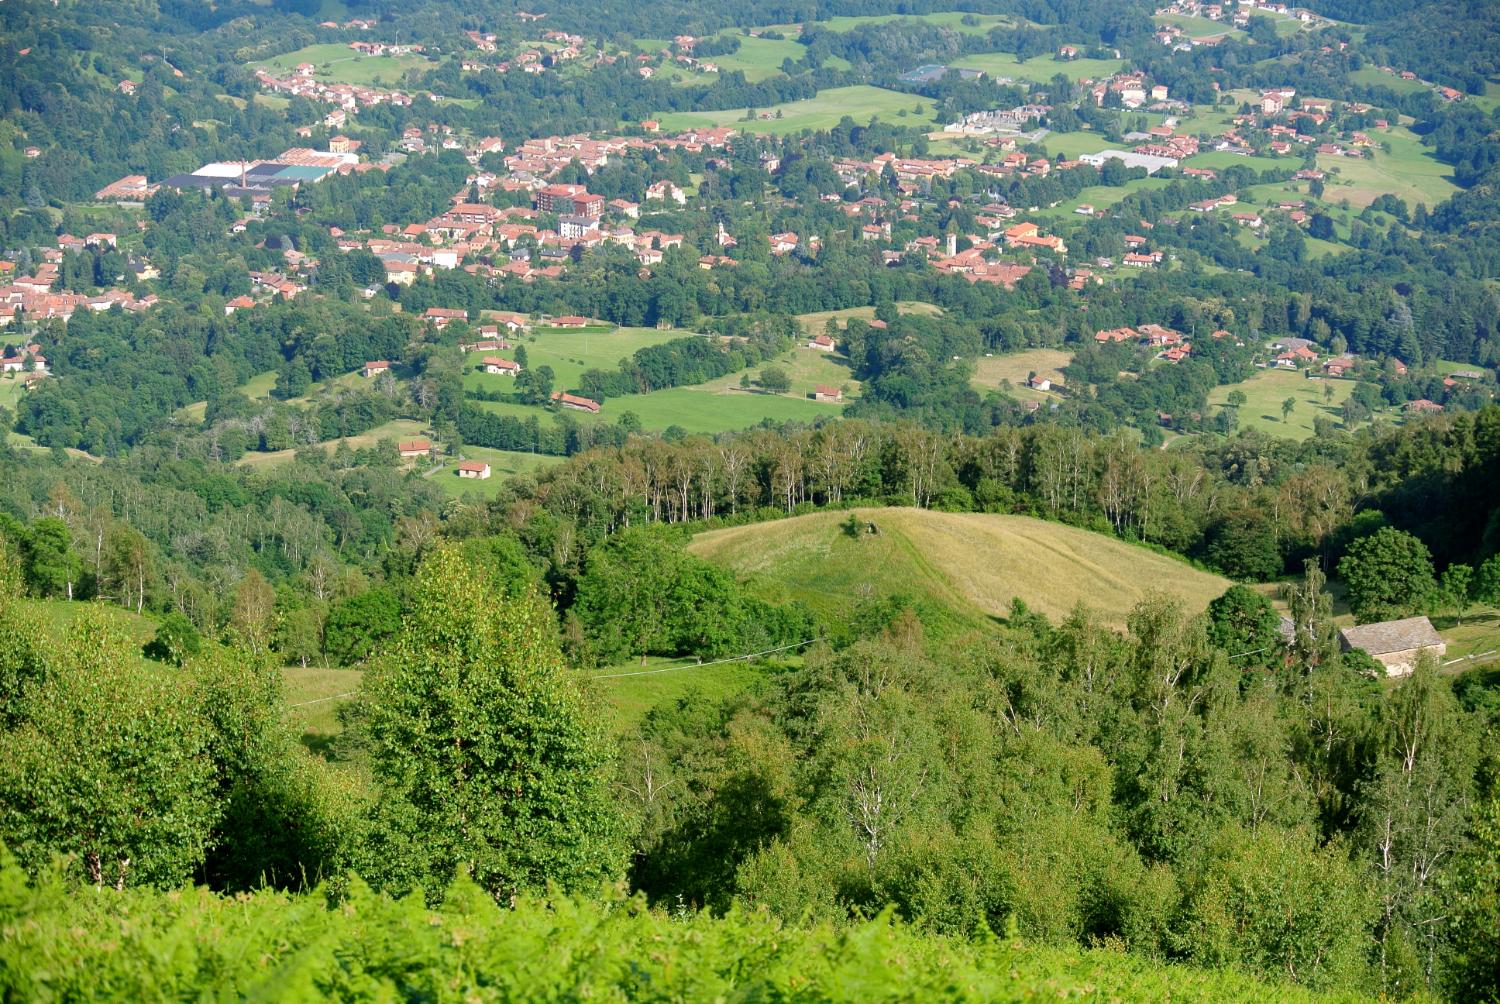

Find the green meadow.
[
  {"left": 249, "top": 42, "right": 433, "bottom": 86},
  {"left": 1316, "top": 127, "right": 1458, "bottom": 210},
  {"left": 1207, "top": 367, "right": 1357, "bottom": 440},
  {"left": 655, "top": 85, "right": 938, "bottom": 134}
]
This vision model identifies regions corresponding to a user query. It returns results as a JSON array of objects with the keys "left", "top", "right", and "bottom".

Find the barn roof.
[{"left": 1339, "top": 616, "right": 1443, "bottom": 656}]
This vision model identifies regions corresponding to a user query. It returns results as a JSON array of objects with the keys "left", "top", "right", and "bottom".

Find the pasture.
[
  {"left": 236, "top": 418, "right": 432, "bottom": 469},
  {"left": 655, "top": 86, "right": 939, "bottom": 135},
  {"left": 249, "top": 43, "right": 432, "bottom": 86},
  {"left": 705, "top": 36, "right": 814, "bottom": 81},
  {"left": 1207, "top": 367, "right": 1355, "bottom": 440},
  {"left": 971, "top": 348, "right": 1073, "bottom": 394},
  {"left": 689, "top": 507, "right": 1230, "bottom": 635},
  {"left": 1316, "top": 127, "right": 1458, "bottom": 210},
  {"left": 430, "top": 446, "right": 562, "bottom": 498}
]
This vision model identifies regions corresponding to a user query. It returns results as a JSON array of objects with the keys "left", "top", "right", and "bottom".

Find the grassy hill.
[{"left": 689, "top": 508, "right": 1230, "bottom": 633}]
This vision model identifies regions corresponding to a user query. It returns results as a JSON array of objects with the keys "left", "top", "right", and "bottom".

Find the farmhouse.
[
  {"left": 550, "top": 315, "right": 588, "bottom": 329},
  {"left": 1339, "top": 616, "right": 1446, "bottom": 677},
  {"left": 812, "top": 385, "right": 844, "bottom": 403},
  {"left": 456, "top": 461, "right": 491, "bottom": 480},
  {"left": 397, "top": 439, "right": 434, "bottom": 459},
  {"left": 362, "top": 360, "right": 391, "bottom": 377},
  {"left": 482, "top": 356, "right": 521, "bottom": 375},
  {"left": 551, "top": 391, "right": 601, "bottom": 413},
  {"left": 809, "top": 333, "right": 837, "bottom": 351}
]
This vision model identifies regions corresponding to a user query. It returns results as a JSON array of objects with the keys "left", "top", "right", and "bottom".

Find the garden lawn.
[{"left": 654, "top": 86, "right": 938, "bottom": 135}]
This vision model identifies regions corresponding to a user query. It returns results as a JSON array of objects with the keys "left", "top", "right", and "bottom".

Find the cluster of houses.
[
  {"left": 1094, "top": 322, "right": 1220, "bottom": 363},
  {"left": 1153, "top": 0, "right": 1321, "bottom": 49},
  {"left": 0, "top": 244, "right": 158, "bottom": 331},
  {"left": 253, "top": 63, "right": 416, "bottom": 116},
  {"left": 0, "top": 341, "right": 50, "bottom": 390}
]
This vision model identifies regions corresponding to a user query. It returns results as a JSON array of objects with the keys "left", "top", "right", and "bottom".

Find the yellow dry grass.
[{"left": 689, "top": 507, "right": 1229, "bottom": 629}]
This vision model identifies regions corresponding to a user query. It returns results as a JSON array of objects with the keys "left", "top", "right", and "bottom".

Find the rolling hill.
[{"left": 688, "top": 508, "right": 1230, "bottom": 633}]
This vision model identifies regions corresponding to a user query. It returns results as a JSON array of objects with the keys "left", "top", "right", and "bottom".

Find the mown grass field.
[
  {"left": 1037, "top": 129, "right": 1112, "bottom": 158},
  {"left": 655, "top": 86, "right": 938, "bottom": 134},
  {"left": 1316, "top": 126, "right": 1458, "bottom": 210},
  {"left": 950, "top": 52, "right": 1125, "bottom": 83},
  {"left": 430, "top": 446, "right": 562, "bottom": 498},
  {"left": 0, "top": 375, "right": 24, "bottom": 427},
  {"left": 1207, "top": 367, "right": 1355, "bottom": 440},
  {"left": 1346, "top": 66, "right": 1430, "bottom": 95},
  {"left": 467, "top": 323, "right": 847, "bottom": 433},
  {"left": 702, "top": 36, "right": 812, "bottom": 81},
  {"left": 1035, "top": 177, "right": 1173, "bottom": 218},
  {"left": 249, "top": 43, "right": 433, "bottom": 86},
  {"left": 236, "top": 418, "right": 431, "bottom": 469},
  {"left": 692, "top": 344, "right": 860, "bottom": 401},
  {"left": 473, "top": 383, "right": 837, "bottom": 434},
  {"left": 972, "top": 348, "right": 1073, "bottom": 395},
  {"left": 794, "top": 301, "right": 943, "bottom": 334},
  {"left": 467, "top": 325, "right": 685, "bottom": 393},
  {"left": 689, "top": 508, "right": 1230, "bottom": 634}
]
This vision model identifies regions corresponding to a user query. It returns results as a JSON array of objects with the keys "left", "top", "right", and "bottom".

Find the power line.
[
  {"left": 589, "top": 639, "right": 816, "bottom": 680},
  {"left": 287, "top": 690, "right": 357, "bottom": 708}
]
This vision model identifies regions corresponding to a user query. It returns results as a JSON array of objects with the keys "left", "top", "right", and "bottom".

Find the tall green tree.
[
  {"left": 1338, "top": 528, "right": 1437, "bottom": 624},
  {"left": 362, "top": 548, "right": 623, "bottom": 902},
  {"left": 0, "top": 614, "right": 217, "bottom": 889}
]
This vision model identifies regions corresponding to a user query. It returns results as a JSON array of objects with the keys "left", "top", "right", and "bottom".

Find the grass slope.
[
  {"left": 689, "top": 508, "right": 1229, "bottom": 633},
  {"left": 1207, "top": 368, "right": 1356, "bottom": 440},
  {"left": 248, "top": 43, "right": 431, "bottom": 86},
  {"left": 655, "top": 86, "right": 937, "bottom": 134}
]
